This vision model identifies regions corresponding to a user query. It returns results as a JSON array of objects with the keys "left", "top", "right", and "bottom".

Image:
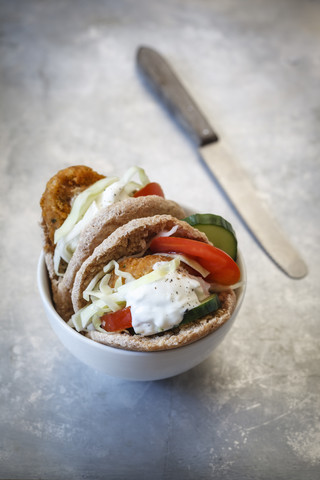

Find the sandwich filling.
[
  {"left": 53, "top": 166, "right": 150, "bottom": 276},
  {"left": 69, "top": 254, "right": 212, "bottom": 337}
]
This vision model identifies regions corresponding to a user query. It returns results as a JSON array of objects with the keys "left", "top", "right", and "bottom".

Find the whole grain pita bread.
[
  {"left": 71, "top": 214, "right": 237, "bottom": 351},
  {"left": 45, "top": 197, "right": 185, "bottom": 321}
]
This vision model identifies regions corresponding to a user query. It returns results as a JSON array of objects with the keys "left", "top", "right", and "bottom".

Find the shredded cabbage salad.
[{"left": 53, "top": 166, "right": 150, "bottom": 276}]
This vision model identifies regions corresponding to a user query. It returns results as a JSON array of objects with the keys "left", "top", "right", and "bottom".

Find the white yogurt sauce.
[
  {"left": 96, "top": 179, "right": 130, "bottom": 208},
  {"left": 124, "top": 270, "right": 204, "bottom": 336}
]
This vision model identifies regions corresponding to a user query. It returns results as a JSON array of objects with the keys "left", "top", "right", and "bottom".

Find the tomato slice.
[
  {"left": 100, "top": 307, "right": 132, "bottom": 332},
  {"left": 149, "top": 237, "right": 240, "bottom": 285},
  {"left": 134, "top": 182, "right": 165, "bottom": 198}
]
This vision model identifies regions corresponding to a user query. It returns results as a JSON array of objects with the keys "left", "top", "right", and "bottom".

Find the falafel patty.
[{"left": 40, "top": 165, "right": 105, "bottom": 253}]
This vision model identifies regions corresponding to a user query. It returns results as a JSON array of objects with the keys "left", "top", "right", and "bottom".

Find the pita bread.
[
  {"left": 71, "top": 215, "right": 237, "bottom": 351},
  {"left": 45, "top": 196, "right": 185, "bottom": 321}
]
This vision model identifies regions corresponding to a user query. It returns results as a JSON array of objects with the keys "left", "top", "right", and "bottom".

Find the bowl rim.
[{"left": 37, "top": 248, "right": 246, "bottom": 356}]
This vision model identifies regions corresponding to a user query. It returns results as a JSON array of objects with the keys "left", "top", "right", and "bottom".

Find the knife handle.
[{"left": 137, "top": 46, "right": 218, "bottom": 146}]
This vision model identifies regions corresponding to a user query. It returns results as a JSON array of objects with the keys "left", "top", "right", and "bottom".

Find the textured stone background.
[{"left": 0, "top": 0, "right": 319, "bottom": 478}]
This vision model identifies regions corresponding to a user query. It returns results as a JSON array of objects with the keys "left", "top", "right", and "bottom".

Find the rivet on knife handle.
[{"left": 137, "top": 46, "right": 218, "bottom": 146}]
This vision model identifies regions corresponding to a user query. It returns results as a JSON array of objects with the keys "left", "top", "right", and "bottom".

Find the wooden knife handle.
[{"left": 137, "top": 46, "right": 218, "bottom": 146}]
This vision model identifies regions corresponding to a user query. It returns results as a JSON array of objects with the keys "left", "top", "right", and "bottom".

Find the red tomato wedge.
[
  {"left": 134, "top": 182, "right": 165, "bottom": 198},
  {"left": 101, "top": 307, "right": 132, "bottom": 332},
  {"left": 149, "top": 237, "right": 240, "bottom": 285}
]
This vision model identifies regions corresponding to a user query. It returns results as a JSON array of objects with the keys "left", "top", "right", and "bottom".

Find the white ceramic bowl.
[{"left": 37, "top": 251, "right": 246, "bottom": 381}]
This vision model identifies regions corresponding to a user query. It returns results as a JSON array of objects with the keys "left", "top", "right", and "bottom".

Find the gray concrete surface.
[{"left": 0, "top": 0, "right": 319, "bottom": 478}]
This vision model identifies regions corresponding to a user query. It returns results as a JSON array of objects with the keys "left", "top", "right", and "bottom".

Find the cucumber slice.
[
  {"left": 183, "top": 213, "right": 237, "bottom": 260},
  {"left": 180, "top": 294, "right": 220, "bottom": 326}
]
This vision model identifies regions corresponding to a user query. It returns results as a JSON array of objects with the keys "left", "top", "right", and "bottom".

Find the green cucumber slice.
[
  {"left": 183, "top": 213, "right": 237, "bottom": 260},
  {"left": 180, "top": 294, "right": 220, "bottom": 326}
]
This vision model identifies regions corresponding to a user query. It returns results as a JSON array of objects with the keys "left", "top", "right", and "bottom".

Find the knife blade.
[{"left": 136, "top": 45, "right": 308, "bottom": 279}]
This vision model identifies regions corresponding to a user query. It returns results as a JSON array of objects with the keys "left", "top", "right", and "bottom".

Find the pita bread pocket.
[
  {"left": 71, "top": 215, "right": 238, "bottom": 352},
  {"left": 40, "top": 166, "right": 185, "bottom": 320}
]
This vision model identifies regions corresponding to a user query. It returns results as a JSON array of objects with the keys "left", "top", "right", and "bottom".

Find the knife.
[{"left": 136, "top": 45, "right": 308, "bottom": 279}]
